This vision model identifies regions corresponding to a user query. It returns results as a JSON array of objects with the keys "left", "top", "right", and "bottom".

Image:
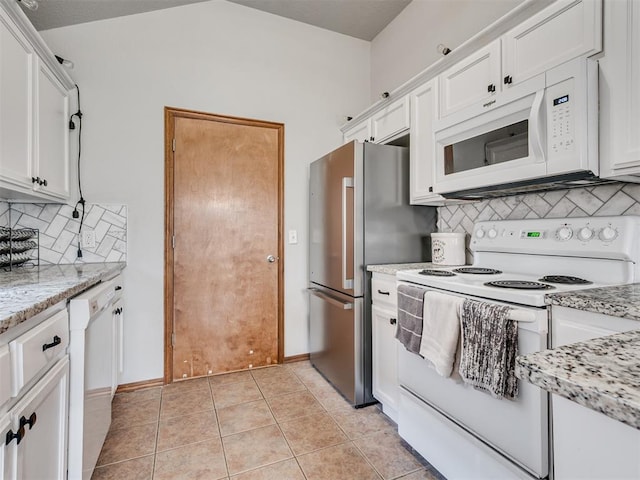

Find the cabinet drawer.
[
  {"left": 10, "top": 309, "right": 69, "bottom": 395},
  {"left": 0, "top": 345, "right": 10, "bottom": 406},
  {"left": 372, "top": 275, "right": 398, "bottom": 308}
]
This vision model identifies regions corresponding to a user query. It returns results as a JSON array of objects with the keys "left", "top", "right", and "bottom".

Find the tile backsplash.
[
  {"left": 437, "top": 182, "right": 640, "bottom": 263},
  {"left": 0, "top": 202, "right": 127, "bottom": 265}
]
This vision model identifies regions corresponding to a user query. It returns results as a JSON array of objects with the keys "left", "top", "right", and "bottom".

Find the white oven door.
[{"left": 397, "top": 283, "right": 549, "bottom": 478}]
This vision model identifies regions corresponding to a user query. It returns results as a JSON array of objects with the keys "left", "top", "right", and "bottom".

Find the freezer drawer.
[{"left": 308, "top": 285, "right": 370, "bottom": 406}]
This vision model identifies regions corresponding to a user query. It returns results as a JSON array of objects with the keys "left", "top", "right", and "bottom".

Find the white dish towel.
[{"left": 419, "top": 291, "right": 464, "bottom": 377}]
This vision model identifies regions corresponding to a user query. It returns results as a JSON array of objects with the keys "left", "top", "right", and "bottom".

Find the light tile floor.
[{"left": 92, "top": 361, "right": 445, "bottom": 480}]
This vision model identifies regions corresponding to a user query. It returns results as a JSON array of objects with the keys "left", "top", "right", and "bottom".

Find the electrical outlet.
[
  {"left": 81, "top": 230, "right": 96, "bottom": 249},
  {"left": 288, "top": 230, "right": 298, "bottom": 244}
]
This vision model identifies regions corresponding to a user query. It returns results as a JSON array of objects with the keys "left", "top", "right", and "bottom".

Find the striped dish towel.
[
  {"left": 396, "top": 284, "right": 427, "bottom": 354},
  {"left": 458, "top": 299, "right": 519, "bottom": 399}
]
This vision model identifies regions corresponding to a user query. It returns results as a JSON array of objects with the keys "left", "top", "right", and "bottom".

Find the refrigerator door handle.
[
  {"left": 342, "top": 176, "right": 354, "bottom": 290},
  {"left": 308, "top": 288, "right": 353, "bottom": 310}
]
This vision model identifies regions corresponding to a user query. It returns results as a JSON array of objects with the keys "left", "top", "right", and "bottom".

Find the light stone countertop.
[
  {"left": 367, "top": 262, "right": 435, "bottom": 275},
  {"left": 516, "top": 330, "right": 640, "bottom": 430},
  {"left": 0, "top": 262, "right": 126, "bottom": 335},
  {"left": 545, "top": 283, "right": 640, "bottom": 321}
]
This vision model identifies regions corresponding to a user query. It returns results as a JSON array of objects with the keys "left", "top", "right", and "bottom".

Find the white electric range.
[{"left": 395, "top": 215, "right": 640, "bottom": 480}]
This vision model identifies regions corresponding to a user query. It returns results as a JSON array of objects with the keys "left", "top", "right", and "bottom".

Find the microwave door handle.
[
  {"left": 342, "top": 177, "right": 354, "bottom": 290},
  {"left": 529, "top": 90, "right": 546, "bottom": 163}
]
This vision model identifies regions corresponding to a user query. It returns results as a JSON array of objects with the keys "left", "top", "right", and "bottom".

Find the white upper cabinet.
[
  {"left": 370, "top": 96, "right": 410, "bottom": 144},
  {"left": 439, "top": 40, "right": 501, "bottom": 118},
  {"left": 0, "top": 1, "right": 73, "bottom": 202},
  {"left": 502, "top": 0, "right": 602, "bottom": 89},
  {"left": 0, "top": 10, "right": 34, "bottom": 194},
  {"left": 439, "top": 0, "right": 601, "bottom": 120},
  {"left": 344, "top": 96, "right": 410, "bottom": 145},
  {"left": 599, "top": 0, "right": 640, "bottom": 180},
  {"left": 35, "top": 63, "right": 70, "bottom": 200},
  {"left": 409, "top": 79, "right": 446, "bottom": 205},
  {"left": 343, "top": 119, "right": 370, "bottom": 144}
]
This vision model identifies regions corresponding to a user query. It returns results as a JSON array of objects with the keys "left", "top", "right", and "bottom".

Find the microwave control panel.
[{"left": 548, "top": 77, "right": 575, "bottom": 155}]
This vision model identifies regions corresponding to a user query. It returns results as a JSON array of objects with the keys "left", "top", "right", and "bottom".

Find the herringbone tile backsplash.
[
  {"left": 0, "top": 202, "right": 126, "bottom": 265},
  {"left": 437, "top": 182, "right": 640, "bottom": 263}
]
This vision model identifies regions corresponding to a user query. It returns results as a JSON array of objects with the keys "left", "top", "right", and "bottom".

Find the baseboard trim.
[
  {"left": 284, "top": 353, "right": 310, "bottom": 363},
  {"left": 116, "top": 378, "right": 164, "bottom": 393}
]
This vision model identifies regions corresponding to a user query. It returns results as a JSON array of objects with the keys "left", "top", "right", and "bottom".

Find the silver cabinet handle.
[
  {"left": 267, "top": 255, "right": 277, "bottom": 263},
  {"left": 307, "top": 288, "right": 353, "bottom": 310},
  {"left": 341, "top": 177, "right": 354, "bottom": 290}
]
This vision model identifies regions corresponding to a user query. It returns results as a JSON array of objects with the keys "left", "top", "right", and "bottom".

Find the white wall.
[
  {"left": 41, "top": 1, "right": 371, "bottom": 384},
  {"left": 370, "top": 0, "right": 523, "bottom": 101}
]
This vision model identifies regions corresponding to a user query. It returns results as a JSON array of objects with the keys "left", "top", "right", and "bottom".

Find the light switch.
[{"left": 288, "top": 230, "right": 298, "bottom": 244}]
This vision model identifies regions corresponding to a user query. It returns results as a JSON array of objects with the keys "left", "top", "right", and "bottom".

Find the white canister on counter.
[{"left": 431, "top": 232, "right": 466, "bottom": 266}]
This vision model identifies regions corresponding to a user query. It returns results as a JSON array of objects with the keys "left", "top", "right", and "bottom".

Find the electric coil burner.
[
  {"left": 538, "top": 275, "right": 592, "bottom": 285},
  {"left": 419, "top": 269, "right": 456, "bottom": 277},
  {"left": 484, "top": 280, "right": 555, "bottom": 290},
  {"left": 453, "top": 267, "right": 502, "bottom": 275}
]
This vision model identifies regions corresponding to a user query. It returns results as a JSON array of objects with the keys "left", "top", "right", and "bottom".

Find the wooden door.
[{"left": 165, "top": 108, "right": 283, "bottom": 382}]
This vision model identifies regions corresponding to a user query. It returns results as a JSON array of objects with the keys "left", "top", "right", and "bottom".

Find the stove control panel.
[{"left": 470, "top": 215, "right": 640, "bottom": 259}]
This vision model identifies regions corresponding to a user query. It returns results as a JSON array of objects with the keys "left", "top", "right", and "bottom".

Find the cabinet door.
[
  {"left": 1, "top": 413, "right": 10, "bottom": 480},
  {"left": 370, "top": 96, "right": 410, "bottom": 144},
  {"left": 371, "top": 305, "right": 399, "bottom": 422},
  {"left": 502, "top": 0, "right": 602, "bottom": 89},
  {"left": 12, "top": 357, "right": 68, "bottom": 480},
  {"left": 35, "top": 61, "right": 70, "bottom": 200},
  {"left": 439, "top": 40, "right": 501, "bottom": 118},
  {"left": 0, "top": 344, "right": 11, "bottom": 407},
  {"left": 599, "top": 0, "right": 640, "bottom": 178},
  {"left": 0, "top": 10, "right": 35, "bottom": 193},
  {"left": 112, "top": 299, "right": 124, "bottom": 397},
  {"left": 551, "top": 307, "right": 640, "bottom": 479},
  {"left": 409, "top": 80, "right": 446, "bottom": 205},
  {"left": 343, "top": 120, "right": 371, "bottom": 144}
]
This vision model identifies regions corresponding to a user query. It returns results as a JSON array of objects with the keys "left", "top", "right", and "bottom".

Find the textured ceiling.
[
  {"left": 20, "top": 0, "right": 209, "bottom": 31},
  {"left": 20, "top": 0, "right": 411, "bottom": 40},
  {"left": 227, "top": 0, "right": 411, "bottom": 41}
]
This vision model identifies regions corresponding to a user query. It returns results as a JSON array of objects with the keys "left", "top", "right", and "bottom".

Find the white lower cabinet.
[
  {"left": 371, "top": 273, "right": 399, "bottom": 422},
  {"left": 4, "top": 357, "right": 69, "bottom": 480},
  {"left": 551, "top": 306, "right": 640, "bottom": 479},
  {"left": 371, "top": 305, "right": 399, "bottom": 421}
]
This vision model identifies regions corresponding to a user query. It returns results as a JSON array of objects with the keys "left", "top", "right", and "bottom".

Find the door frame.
[{"left": 163, "top": 106, "right": 285, "bottom": 384}]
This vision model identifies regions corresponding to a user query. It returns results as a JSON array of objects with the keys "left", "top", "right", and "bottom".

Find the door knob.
[{"left": 267, "top": 255, "right": 277, "bottom": 263}]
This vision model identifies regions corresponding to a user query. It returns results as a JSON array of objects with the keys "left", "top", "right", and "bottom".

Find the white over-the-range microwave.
[{"left": 433, "top": 57, "right": 602, "bottom": 199}]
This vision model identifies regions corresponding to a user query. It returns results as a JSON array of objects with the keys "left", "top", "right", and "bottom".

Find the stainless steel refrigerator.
[{"left": 308, "top": 141, "right": 436, "bottom": 407}]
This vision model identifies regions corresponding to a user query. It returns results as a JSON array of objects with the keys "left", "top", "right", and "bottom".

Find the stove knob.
[
  {"left": 555, "top": 226, "right": 573, "bottom": 241},
  {"left": 475, "top": 228, "right": 485, "bottom": 239},
  {"left": 487, "top": 228, "right": 498, "bottom": 239},
  {"left": 599, "top": 226, "right": 618, "bottom": 242},
  {"left": 577, "top": 227, "right": 594, "bottom": 241}
]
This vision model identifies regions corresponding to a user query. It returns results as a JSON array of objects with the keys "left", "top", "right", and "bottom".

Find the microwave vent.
[{"left": 441, "top": 172, "right": 615, "bottom": 200}]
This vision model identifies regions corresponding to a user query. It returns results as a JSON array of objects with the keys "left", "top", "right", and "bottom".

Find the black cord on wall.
[{"left": 69, "top": 84, "right": 85, "bottom": 258}]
